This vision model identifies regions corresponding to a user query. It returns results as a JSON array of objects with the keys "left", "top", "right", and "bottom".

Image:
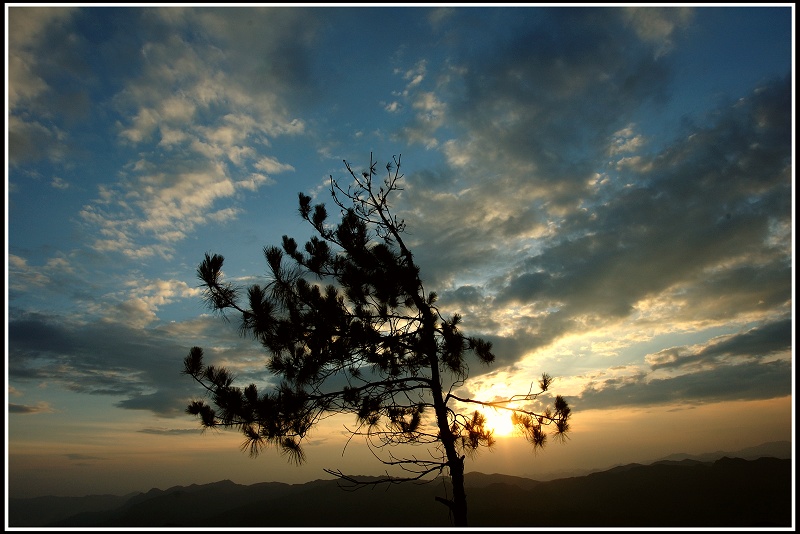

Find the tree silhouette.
[{"left": 183, "top": 154, "right": 570, "bottom": 526}]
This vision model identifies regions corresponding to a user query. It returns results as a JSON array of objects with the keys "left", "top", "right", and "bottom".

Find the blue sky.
[{"left": 6, "top": 5, "right": 794, "bottom": 499}]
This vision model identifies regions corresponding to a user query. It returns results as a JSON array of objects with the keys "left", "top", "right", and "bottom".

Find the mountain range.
[{"left": 8, "top": 441, "right": 793, "bottom": 528}]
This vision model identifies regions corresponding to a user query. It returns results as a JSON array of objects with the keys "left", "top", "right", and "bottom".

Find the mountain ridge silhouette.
[{"left": 8, "top": 441, "right": 792, "bottom": 527}]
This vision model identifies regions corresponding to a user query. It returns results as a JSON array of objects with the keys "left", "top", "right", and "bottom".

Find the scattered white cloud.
[
  {"left": 7, "top": 254, "right": 52, "bottom": 291},
  {"left": 384, "top": 101, "right": 401, "bottom": 113},
  {"left": 50, "top": 176, "right": 70, "bottom": 189},
  {"left": 7, "top": 115, "right": 67, "bottom": 166},
  {"left": 428, "top": 7, "right": 456, "bottom": 28},
  {"left": 622, "top": 6, "right": 694, "bottom": 57},
  {"left": 254, "top": 156, "right": 295, "bottom": 175},
  {"left": 100, "top": 278, "right": 203, "bottom": 328},
  {"left": 608, "top": 125, "right": 648, "bottom": 156},
  {"left": 7, "top": 7, "right": 78, "bottom": 108}
]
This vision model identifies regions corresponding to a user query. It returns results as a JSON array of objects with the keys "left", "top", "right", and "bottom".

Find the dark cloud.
[
  {"left": 698, "top": 319, "right": 792, "bottom": 359},
  {"left": 648, "top": 318, "right": 792, "bottom": 371},
  {"left": 448, "top": 8, "right": 673, "bottom": 191},
  {"left": 7, "top": 8, "right": 111, "bottom": 166},
  {"left": 572, "top": 358, "right": 791, "bottom": 410},
  {"left": 116, "top": 390, "right": 191, "bottom": 413},
  {"left": 187, "top": 7, "right": 322, "bottom": 104},
  {"left": 494, "top": 271, "right": 556, "bottom": 308},
  {"left": 137, "top": 427, "right": 202, "bottom": 435},
  {"left": 64, "top": 454, "right": 105, "bottom": 461},
  {"left": 490, "top": 76, "right": 791, "bottom": 345},
  {"left": 7, "top": 118, "right": 66, "bottom": 166},
  {"left": 8, "top": 403, "right": 54, "bottom": 414},
  {"left": 8, "top": 311, "right": 207, "bottom": 417},
  {"left": 8, "top": 309, "right": 283, "bottom": 418},
  {"left": 7, "top": 311, "right": 77, "bottom": 353},
  {"left": 438, "top": 285, "right": 485, "bottom": 307},
  {"left": 396, "top": 9, "right": 690, "bottom": 288}
]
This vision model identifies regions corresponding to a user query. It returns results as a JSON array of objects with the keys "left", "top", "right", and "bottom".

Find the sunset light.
[
  {"left": 478, "top": 406, "right": 517, "bottom": 438},
  {"left": 6, "top": 5, "right": 792, "bottom": 529}
]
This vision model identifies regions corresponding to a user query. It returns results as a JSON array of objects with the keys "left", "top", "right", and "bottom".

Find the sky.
[{"left": 5, "top": 5, "right": 795, "bottom": 501}]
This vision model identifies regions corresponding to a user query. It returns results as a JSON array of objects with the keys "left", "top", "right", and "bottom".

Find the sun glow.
[{"left": 477, "top": 406, "right": 517, "bottom": 438}]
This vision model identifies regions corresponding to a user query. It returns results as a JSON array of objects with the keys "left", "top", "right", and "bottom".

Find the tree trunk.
[
  {"left": 449, "top": 454, "right": 468, "bottom": 526},
  {"left": 433, "top": 454, "right": 468, "bottom": 526},
  {"left": 425, "top": 320, "right": 469, "bottom": 526},
  {"left": 397, "top": 247, "right": 470, "bottom": 526}
]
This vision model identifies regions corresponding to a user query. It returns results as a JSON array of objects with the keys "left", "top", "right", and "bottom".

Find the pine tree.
[{"left": 183, "top": 154, "right": 570, "bottom": 526}]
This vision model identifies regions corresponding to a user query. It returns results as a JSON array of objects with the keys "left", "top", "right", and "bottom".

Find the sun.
[{"left": 477, "top": 406, "right": 517, "bottom": 437}]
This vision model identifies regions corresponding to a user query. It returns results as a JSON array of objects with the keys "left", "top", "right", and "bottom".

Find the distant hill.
[
  {"left": 530, "top": 439, "right": 792, "bottom": 480},
  {"left": 467, "top": 456, "right": 791, "bottom": 527},
  {"left": 653, "top": 439, "right": 792, "bottom": 464},
  {"left": 8, "top": 443, "right": 792, "bottom": 528}
]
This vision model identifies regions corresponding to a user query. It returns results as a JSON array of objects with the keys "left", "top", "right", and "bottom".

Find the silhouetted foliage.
[{"left": 183, "top": 154, "right": 570, "bottom": 526}]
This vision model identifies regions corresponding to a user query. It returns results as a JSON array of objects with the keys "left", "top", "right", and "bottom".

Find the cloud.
[
  {"left": 64, "top": 454, "right": 105, "bottom": 461},
  {"left": 7, "top": 307, "right": 278, "bottom": 418},
  {"left": 7, "top": 116, "right": 68, "bottom": 166},
  {"left": 646, "top": 319, "right": 792, "bottom": 371},
  {"left": 84, "top": 113, "right": 297, "bottom": 258},
  {"left": 9, "top": 247, "right": 202, "bottom": 329},
  {"left": 546, "top": 316, "right": 793, "bottom": 412},
  {"left": 255, "top": 156, "right": 296, "bottom": 175},
  {"left": 434, "top": 9, "right": 676, "bottom": 184},
  {"left": 10, "top": 7, "right": 307, "bottom": 260},
  {"left": 400, "top": 74, "right": 791, "bottom": 365},
  {"left": 7, "top": 7, "right": 100, "bottom": 167},
  {"left": 7, "top": 311, "right": 202, "bottom": 416},
  {"left": 393, "top": 60, "right": 449, "bottom": 149},
  {"left": 622, "top": 6, "right": 694, "bottom": 57},
  {"left": 7, "top": 254, "right": 53, "bottom": 293},
  {"left": 50, "top": 176, "right": 70, "bottom": 189},
  {"left": 9, "top": 402, "right": 56, "bottom": 414},
  {"left": 7, "top": 6, "right": 79, "bottom": 109},
  {"left": 573, "top": 358, "right": 791, "bottom": 410},
  {"left": 393, "top": 10, "right": 687, "bottom": 290},
  {"left": 137, "top": 427, "right": 203, "bottom": 435},
  {"left": 428, "top": 7, "right": 456, "bottom": 28},
  {"left": 78, "top": 132, "right": 295, "bottom": 260}
]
